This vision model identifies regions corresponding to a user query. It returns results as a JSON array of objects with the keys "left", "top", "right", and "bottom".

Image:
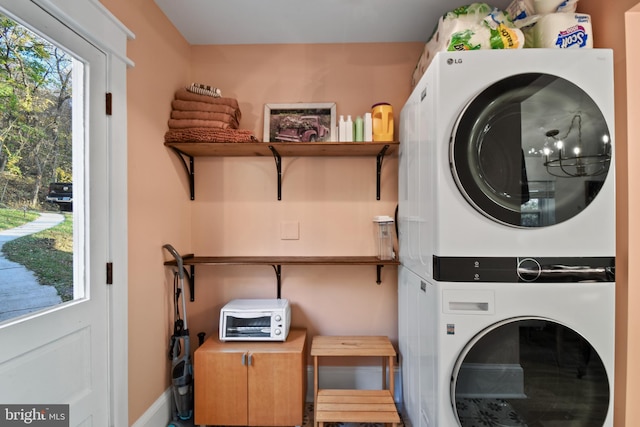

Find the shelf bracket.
[
  {"left": 271, "top": 264, "right": 282, "bottom": 298},
  {"left": 169, "top": 147, "right": 195, "bottom": 200},
  {"left": 188, "top": 265, "right": 195, "bottom": 301},
  {"left": 268, "top": 145, "right": 282, "bottom": 201},
  {"left": 376, "top": 264, "right": 384, "bottom": 285},
  {"left": 376, "top": 145, "right": 390, "bottom": 200}
]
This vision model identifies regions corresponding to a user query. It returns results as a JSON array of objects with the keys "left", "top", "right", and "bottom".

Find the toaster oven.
[{"left": 219, "top": 298, "right": 291, "bottom": 341}]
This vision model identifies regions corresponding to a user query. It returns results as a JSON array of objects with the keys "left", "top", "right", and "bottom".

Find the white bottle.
[
  {"left": 345, "top": 115, "right": 354, "bottom": 142},
  {"left": 338, "top": 115, "right": 346, "bottom": 142},
  {"left": 364, "top": 112, "right": 373, "bottom": 142}
]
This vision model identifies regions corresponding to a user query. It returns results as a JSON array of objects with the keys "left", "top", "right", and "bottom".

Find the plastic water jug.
[
  {"left": 373, "top": 216, "right": 395, "bottom": 260},
  {"left": 372, "top": 103, "right": 394, "bottom": 142}
]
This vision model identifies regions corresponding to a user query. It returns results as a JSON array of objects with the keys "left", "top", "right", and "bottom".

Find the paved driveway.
[{"left": 0, "top": 212, "right": 65, "bottom": 322}]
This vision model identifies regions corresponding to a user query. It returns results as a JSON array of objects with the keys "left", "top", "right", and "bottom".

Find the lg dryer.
[{"left": 398, "top": 49, "right": 615, "bottom": 282}]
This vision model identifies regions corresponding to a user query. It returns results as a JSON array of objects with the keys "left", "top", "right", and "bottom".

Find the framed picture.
[{"left": 263, "top": 102, "right": 336, "bottom": 142}]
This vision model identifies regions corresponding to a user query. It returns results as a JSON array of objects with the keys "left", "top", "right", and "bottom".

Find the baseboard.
[
  {"left": 132, "top": 365, "right": 402, "bottom": 427},
  {"left": 131, "top": 388, "right": 172, "bottom": 427}
]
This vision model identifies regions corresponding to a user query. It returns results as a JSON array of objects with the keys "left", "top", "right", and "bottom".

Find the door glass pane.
[
  {"left": 0, "top": 12, "right": 81, "bottom": 323},
  {"left": 452, "top": 319, "right": 610, "bottom": 427},
  {"left": 450, "top": 73, "right": 611, "bottom": 228}
]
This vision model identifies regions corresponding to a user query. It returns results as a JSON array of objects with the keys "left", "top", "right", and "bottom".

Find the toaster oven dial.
[
  {"left": 275, "top": 329, "right": 282, "bottom": 336},
  {"left": 274, "top": 314, "right": 282, "bottom": 322}
]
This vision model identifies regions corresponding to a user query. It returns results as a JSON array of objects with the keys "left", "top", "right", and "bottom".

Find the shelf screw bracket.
[
  {"left": 272, "top": 264, "right": 282, "bottom": 298},
  {"left": 376, "top": 145, "right": 390, "bottom": 200},
  {"left": 268, "top": 145, "right": 282, "bottom": 201},
  {"left": 169, "top": 147, "right": 195, "bottom": 200}
]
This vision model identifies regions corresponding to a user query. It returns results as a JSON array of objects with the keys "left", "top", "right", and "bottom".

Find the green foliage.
[
  {"left": 55, "top": 166, "right": 72, "bottom": 183},
  {"left": 0, "top": 13, "right": 73, "bottom": 207}
]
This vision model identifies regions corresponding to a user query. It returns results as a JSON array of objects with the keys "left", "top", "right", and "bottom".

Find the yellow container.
[{"left": 372, "top": 103, "right": 394, "bottom": 142}]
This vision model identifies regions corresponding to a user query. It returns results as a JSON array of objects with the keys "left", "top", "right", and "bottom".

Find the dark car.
[{"left": 46, "top": 182, "right": 73, "bottom": 211}]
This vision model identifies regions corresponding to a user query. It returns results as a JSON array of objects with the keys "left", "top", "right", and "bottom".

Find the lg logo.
[{"left": 447, "top": 58, "right": 463, "bottom": 65}]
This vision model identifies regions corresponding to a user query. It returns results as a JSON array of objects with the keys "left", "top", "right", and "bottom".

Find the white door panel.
[{"left": 0, "top": 1, "right": 110, "bottom": 425}]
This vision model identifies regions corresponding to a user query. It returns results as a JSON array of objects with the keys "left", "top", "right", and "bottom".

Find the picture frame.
[{"left": 263, "top": 102, "right": 336, "bottom": 143}]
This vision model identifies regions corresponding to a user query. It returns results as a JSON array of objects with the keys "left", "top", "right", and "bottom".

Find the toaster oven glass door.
[{"left": 225, "top": 314, "right": 271, "bottom": 338}]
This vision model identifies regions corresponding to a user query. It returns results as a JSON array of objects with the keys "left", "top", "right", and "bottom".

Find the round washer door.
[
  {"left": 450, "top": 73, "right": 612, "bottom": 228},
  {"left": 451, "top": 317, "right": 610, "bottom": 427}
]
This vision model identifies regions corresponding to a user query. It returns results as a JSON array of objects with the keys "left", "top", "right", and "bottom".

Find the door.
[
  {"left": 451, "top": 317, "right": 610, "bottom": 427},
  {"left": 248, "top": 351, "right": 302, "bottom": 426},
  {"left": 0, "top": 1, "right": 111, "bottom": 425},
  {"left": 450, "top": 73, "right": 612, "bottom": 228},
  {"left": 195, "top": 345, "right": 248, "bottom": 425}
]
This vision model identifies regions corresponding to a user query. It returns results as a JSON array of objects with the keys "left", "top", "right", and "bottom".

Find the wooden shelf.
[
  {"left": 164, "top": 141, "right": 399, "bottom": 200},
  {"left": 164, "top": 255, "right": 400, "bottom": 300},
  {"left": 165, "top": 255, "right": 400, "bottom": 266}
]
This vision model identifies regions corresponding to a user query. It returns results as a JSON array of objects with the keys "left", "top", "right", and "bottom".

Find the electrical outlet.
[{"left": 281, "top": 221, "right": 299, "bottom": 240}]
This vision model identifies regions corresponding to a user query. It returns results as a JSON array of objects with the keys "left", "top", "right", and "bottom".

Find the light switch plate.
[{"left": 281, "top": 221, "right": 299, "bottom": 240}]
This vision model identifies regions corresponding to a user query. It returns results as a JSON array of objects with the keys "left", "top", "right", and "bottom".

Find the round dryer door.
[
  {"left": 451, "top": 318, "right": 610, "bottom": 426},
  {"left": 450, "top": 73, "right": 611, "bottom": 228}
]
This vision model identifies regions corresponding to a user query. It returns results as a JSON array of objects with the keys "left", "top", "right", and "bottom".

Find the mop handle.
[
  {"left": 163, "top": 244, "right": 184, "bottom": 280},
  {"left": 163, "top": 244, "right": 188, "bottom": 330}
]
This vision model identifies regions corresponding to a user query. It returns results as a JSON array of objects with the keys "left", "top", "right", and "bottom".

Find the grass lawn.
[{"left": 0, "top": 209, "right": 74, "bottom": 301}]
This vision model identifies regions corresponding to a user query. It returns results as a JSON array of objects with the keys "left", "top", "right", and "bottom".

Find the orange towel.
[
  {"left": 170, "top": 110, "right": 239, "bottom": 128},
  {"left": 164, "top": 127, "right": 256, "bottom": 143},
  {"left": 171, "top": 100, "right": 241, "bottom": 121},
  {"left": 167, "top": 118, "right": 230, "bottom": 129}
]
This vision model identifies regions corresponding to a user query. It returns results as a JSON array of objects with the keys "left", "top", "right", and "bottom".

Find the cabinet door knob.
[
  {"left": 242, "top": 353, "right": 247, "bottom": 366},
  {"left": 247, "top": 353, "right": 253, "bottom": 366}
]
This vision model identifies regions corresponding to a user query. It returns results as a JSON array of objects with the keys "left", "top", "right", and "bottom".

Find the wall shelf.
[
  {"left": 165, "top": 141, "right": 398, "bottom": 201},
  {"left": 164, "top": 255, "right": 400, "bottom": 300}
]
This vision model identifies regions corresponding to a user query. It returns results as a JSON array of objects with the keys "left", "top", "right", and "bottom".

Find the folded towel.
[
  {"left": 170, "top": 109, "right": 239, "bottom": 128},
  {"left": 187, "top": 83, "right": 222, "bottom": 98},
  {"left": 174, "top": 88, "right": 240, "bottom": 110},
  {"left": 164, "top": 127, "right": 257, "bottom": 143},
  {"left": 171, "top": 99, "right": 241, "bottom": 121},
  {"left": 168, "top": 118, "right": 231, "bottom": 129}
]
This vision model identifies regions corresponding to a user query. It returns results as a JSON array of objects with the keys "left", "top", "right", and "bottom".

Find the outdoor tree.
[{"left": 0, "top": 14, "right": 72, "bottom": 208}]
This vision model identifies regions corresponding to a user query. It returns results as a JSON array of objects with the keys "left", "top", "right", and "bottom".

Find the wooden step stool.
[{"left": 311, "top": 335, "right": 401, "bottom": 427}]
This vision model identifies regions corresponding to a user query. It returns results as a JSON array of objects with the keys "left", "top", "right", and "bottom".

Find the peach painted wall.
[
  {"left": 97, "top": 0, "right": 640, "bottom": 424},
  {"left": 102, "top": 0, "right": 422, "bottom": 423},
  {"left": 624, "top": 4, "right": 640, "bottom": 426},
  {"left": 579, "top": 0, "right": 639, "bottom": 425},
  {"left": 97, "top": 0, "right": 192, "bottom": 423},
  {"left": 184, "top": 42, "right": 421, "bottom": 356}
]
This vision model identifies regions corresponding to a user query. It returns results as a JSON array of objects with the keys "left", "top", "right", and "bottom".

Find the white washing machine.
[
  {"left": 398, "top": 266, "right": 615, "bottom": 427},
  {"left": 398, "top": 49, "right": 615, "bottom": 282}
]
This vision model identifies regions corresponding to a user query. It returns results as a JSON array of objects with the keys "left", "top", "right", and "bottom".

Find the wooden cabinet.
[{"left": 194, "top": 328, "right": 307, "bottom": 426}]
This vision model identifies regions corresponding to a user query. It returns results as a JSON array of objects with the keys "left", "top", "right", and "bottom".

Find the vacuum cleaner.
[{"left": 163, "top": 244, "right": 193, "bottom": 427}]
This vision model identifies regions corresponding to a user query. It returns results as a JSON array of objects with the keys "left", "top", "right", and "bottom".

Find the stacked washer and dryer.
[{"left": 397, "top": 49, "right": 616, "bottom": 427}]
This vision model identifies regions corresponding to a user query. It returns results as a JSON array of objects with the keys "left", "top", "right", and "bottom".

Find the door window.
[
  {"left": 450, "top": 73, "right": 611, "bottom": 228},
  {"left": 0, "top": 12, "right": 79, "bottom": 322},
  {"left": 451, "top": 318, "right": 609, "bottom": 426}
]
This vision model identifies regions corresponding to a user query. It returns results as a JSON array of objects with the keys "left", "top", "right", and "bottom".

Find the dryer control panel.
[{"left": 433, "top": 256, "right": 615, "bottom": 283}]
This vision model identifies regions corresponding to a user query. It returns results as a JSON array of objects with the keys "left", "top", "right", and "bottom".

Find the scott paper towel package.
[
  {"left": 412, "top": 3, "right": 524, "bottom": 88},
  {"left": 531, "top": 13, "right": 592, "bottom": 48},
  {"left": 506, "top": 0, "right": 592, "bottom": 48}
]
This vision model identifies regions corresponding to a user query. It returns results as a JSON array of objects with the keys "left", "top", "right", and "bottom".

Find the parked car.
[{"left": 46, "top": 182, "right": 72, "bottom": 211}]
